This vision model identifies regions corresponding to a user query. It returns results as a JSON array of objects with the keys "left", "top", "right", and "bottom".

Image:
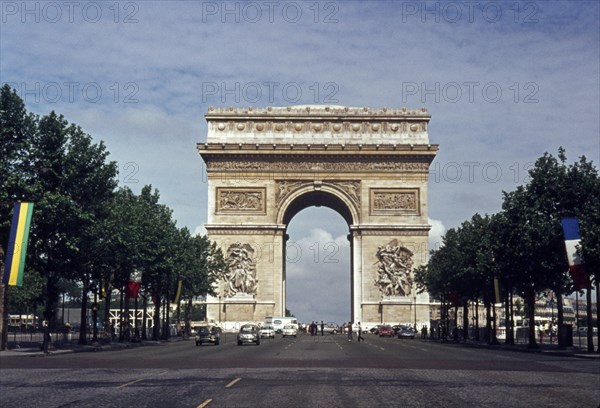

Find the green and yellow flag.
[{"left": 3, "top": 202, "right": 34, "bottom": 286}]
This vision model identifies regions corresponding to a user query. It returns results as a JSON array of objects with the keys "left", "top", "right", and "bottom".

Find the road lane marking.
[
  {"left": 197, "top": 398, "right": 213, "bottom": 408},
  {"left": 117, "top": 378, "right": 144, "bottom": 389},
  {"left": 226, "top": 377, "right": 242, "bottom": 388}
]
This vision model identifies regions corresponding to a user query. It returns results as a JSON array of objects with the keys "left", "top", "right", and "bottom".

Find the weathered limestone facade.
[{"left": 198, "top": 106, "right": 438, "bottom": 330}]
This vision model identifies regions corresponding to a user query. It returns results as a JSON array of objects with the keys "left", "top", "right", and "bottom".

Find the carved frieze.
[
  {"left": 276, "top": 181, "right": 304, "bottom": 206},
  {"left": 275, "top": 180, "right": 361, "bottom": 211},
  {"left": 206, "top": 158, "right": 430, "bottom": 173},
  {"left": 370, "top": 188, "right": 420, "bottom": 215},
  {"left": 374, "top": 239, "right": 414, "bottom": 297},
  {"left": 216, "top": 188, "right": 266, "bottom": 214},
  {"left": 222, "top": 243, "right": 257, "bottom": 298}
]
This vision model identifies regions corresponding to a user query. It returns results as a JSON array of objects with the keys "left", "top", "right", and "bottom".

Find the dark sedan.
[
  {"left": 195, "top": 326, "right": 221, "bottom": 346},
  {"left": 237, "top": 324, "right": 261, "bottom": 346}
]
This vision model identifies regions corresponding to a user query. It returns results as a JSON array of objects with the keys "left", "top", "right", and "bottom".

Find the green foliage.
[{"left": 1, "top": 84, "right": 222, "bottom": 340}]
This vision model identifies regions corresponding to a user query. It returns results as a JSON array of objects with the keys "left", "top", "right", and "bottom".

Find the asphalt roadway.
[{"left": 1, "top": 333, "right": 599, "bottom": 408}]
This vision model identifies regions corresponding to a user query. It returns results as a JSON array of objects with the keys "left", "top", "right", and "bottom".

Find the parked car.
[
  {"left": 282, "top": 324, "right": 298, "bottom": 338},
  {"left": 370, "top": 325, "right": 383, "bottom": 335},
  {"left": 398, "top": 327, "right": 415, "bottom": 339},
  {"left": 260, "top": 325, "right": 275, "bottom": 338},
  {"left": 237, "top": 324, "right": 261, "bottom": 346},
  {"left": 378, "top": 325, "right": 394, "bottom": 337},
  {"left": 195, "top": 325, "right": 221, "bottom": 346}
]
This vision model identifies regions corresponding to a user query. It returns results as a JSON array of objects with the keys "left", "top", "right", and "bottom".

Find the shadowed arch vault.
[{"left": 198, "top": 106, "right": 438, "bottom": 330}]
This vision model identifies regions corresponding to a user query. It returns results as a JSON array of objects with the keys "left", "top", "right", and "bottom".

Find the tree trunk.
[
  {"left": 163, "top": 296, "right": 171, "bottom": 339},
  {"left": 504, "top": 291, "right": 513, "bottom": 345},
  {"left": 185, "top": 298, "right": 192, "bottom": 336},
  {"left": 485, "top": 300, "right": 491, "bottom": 344},
  {"left": 526, "top": 289, "right": 538, "bottom": 348},
  {"left": 153, "top": 294, "right": 161, "bottom": 341},
  {"left": 462, "top": 301, "right": 469, "bottom": 341},
  {"left": 141, "top": 295, "right": 148, "bottom": 340},
  {"left": 44, "top": 276, "right": 59, "bottom": 328},
  {"left": 119, "top": 287, "right": 124, "bottom": 342},
  {"left": 103, "top": 286, "right": 111, "bottom": 331},
  {"left": 79, "top": 286, "right": 88, "bottom": 345},
  {"left": 556, "top": 291, "right": 565, "bottom": 349},
  {"left": 475, "top": 299, "right": 480, "bottom": 341},
  {"left": 595, "top": 277, "right": 600, "bottom": 353},
  {"left": 0, "top": 283, "right": 8, "bottom": 351},
  {"left": 124, "top": 290, "right": 130, "bottom": 341}
]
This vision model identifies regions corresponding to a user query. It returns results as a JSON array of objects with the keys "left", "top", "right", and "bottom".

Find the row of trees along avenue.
[
  {"left": 0, "top": 84, "right": 226, "bottom": 350},
  {"left": 415, "top": 147, "right": 600, "bottom": 351}
]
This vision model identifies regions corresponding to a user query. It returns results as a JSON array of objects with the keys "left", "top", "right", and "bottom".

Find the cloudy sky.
[{"left": 2, "top": 1, "right": 598, "bottom": 324}]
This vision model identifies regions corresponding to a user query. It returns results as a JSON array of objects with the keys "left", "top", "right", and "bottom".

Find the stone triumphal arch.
[{"left": 198, "top": 106, "right": 438, "bottom": 330}]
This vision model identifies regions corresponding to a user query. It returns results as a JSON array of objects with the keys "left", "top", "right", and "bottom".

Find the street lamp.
[{"left": 218, "top": 295, "right": 222, "bottom": 325}]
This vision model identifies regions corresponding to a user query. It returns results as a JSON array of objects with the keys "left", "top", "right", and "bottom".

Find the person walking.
[
  {"left": 357, "top": 322, "right": 364, "bottom": 342},
  {"left": 321, "top": 321, "right": 324, "bottom": 336},
  {"left": 42, "top": 319, "right": 50, "bottom": 354},
  {"left": 347, "top": 322, "right": 353, "bottom": 341}
]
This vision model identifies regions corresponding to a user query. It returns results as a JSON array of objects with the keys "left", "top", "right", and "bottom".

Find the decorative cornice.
[
  {"left": 205, "top": 224, "right": 286, "bottom": 235},
  {"left": 203, "top": 106, "right": 434, "bottom": 146},
  {"left": 350, "top": 224, "right": 431, "bottom": 236},
  {"left": 206, "top": 105, "right": 430, "bottom": 120}
]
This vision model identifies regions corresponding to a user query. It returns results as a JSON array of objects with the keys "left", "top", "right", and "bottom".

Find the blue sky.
[{"left": 2, "top": 1, "right": 599, "bottom": 324}]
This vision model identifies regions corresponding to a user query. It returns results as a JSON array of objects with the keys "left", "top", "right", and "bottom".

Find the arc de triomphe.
[{"left": 198, "top": 106, "right": 438, "bottom": 330}]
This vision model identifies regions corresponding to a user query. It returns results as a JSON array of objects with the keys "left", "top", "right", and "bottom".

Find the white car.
[
  {"left": 260, "top": 325, "right": 275, "bottom": 338},
  {"left": 282, "top": 324, "right": 297, "bottom": 338}
]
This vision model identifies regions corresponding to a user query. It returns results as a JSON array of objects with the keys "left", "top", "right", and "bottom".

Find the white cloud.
[{"left": 428, "top": 218, "right": 447, "bottom": 254}]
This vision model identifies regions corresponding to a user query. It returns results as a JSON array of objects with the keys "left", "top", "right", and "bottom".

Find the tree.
[
  {"left": 179, "top": 233, "right": 225, "bottom": 334},
  {"left": 0, "top": 84, "right": 38, "bottom": 350}
]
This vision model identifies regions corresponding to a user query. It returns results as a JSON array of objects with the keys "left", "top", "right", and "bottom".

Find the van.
[{"left": 270, "top": 317, "right": 298, "bottom": 333}]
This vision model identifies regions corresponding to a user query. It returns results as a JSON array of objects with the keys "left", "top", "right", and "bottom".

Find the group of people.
[
  {"left": 345, "top": 322, "right": 365, "bottom": 342},
  {"left": 308, "top": 321, "right": 324, "bottom": 336}
]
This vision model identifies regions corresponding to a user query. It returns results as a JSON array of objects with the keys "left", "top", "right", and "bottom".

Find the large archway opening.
[{"left": 285, "top": 206, "right": 351, "bottom": 326}]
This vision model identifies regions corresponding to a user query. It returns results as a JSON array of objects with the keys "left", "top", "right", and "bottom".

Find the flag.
[
  {"left": 561, "top": 217, "right": 590, "bottom": 290},
  {"left": 172, "top": 279, "right": 183, "bottom": 304},
  {"left": 125, "top": 270, "right": 142, "bottom": 299},
  {"left": 3, "top": 202, "right": 34, "bottom": 286}
]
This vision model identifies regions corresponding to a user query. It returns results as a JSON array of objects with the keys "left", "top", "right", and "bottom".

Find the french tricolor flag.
[{"left": 561, "top": 217, "right": 590, "bottom": 290}]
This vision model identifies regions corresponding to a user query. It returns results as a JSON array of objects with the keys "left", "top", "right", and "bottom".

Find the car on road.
[
  {"left": 282, "top": 324, "right": 298, "bottom": 338},
  {"left": 370, "top": 325, "right": 383, "bottom": 335},
  {"left": 378, "top": 325, "right": 394, "bottom": 337},
  {"left": 398, "top": 327, "right": 415, "bottom": 339},
  {"left": 322, "top": 322, "right": 340, "bottom": 334},
  {"left": 237, "top": 324, "right": 261, "bottom": 346},
  {"left": 195, "top": 325, "right": 221, "bottom": 346},
  {"left": 261, "top": 325, "right": 275, "bottom": 338}
]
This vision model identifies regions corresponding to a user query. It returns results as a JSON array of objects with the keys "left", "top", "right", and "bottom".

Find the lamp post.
[
  {"left": 414, "top": 292, "right": 417, "bottom": 330},
  {"left": 218, "top": 295, "right": 222, "bottom": 326}
]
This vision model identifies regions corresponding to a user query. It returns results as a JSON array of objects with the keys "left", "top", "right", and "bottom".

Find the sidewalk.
[
  {"left": 0, "top": 337, "right": 183, "bottom": 357},
  {"left": 434, "top": 337, "right": 600, "bottom": 360}
]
